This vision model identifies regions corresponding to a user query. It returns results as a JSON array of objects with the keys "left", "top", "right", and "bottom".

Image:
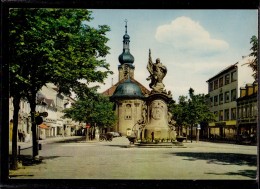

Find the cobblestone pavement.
[{"left": 9, "top": 136, "right": 257, "bottom": 180}]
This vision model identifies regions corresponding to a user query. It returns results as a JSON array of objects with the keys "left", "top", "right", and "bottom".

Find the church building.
[{"left": 102, "top": 21, "right": 150, "bottom": 136}]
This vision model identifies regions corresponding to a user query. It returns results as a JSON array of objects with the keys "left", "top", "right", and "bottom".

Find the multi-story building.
[
  {"left": 206, "top": 56, "right": 255, "bottom": 140},
  {"left": 237, "top": 81, "right": 258, "bottom": 141},
  {"left": 9, "top": 83, "right": 81, "bottom": 142}
]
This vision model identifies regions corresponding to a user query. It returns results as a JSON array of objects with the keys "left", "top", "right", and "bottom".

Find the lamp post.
[{"left": 196, "top": 124, "right": 201, "bottom": 143}]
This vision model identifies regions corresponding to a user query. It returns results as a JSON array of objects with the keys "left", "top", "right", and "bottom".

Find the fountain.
[{"left": 127, "top": 49, "right": 185, "bottom": 147}]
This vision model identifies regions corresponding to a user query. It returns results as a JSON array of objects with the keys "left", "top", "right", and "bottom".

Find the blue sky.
[{"left": 88, "top": 9, "right": 258, "bottom": 101}]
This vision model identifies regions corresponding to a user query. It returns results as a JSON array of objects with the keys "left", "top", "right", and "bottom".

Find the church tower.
[{"left": 118, "top": 20, "right": 135, "bottom": 81}]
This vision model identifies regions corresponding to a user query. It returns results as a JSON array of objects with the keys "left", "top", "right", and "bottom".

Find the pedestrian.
[
  {"left": 22, "top": 131, "right": 25, "bottom": 142},
  {"left": 18, "top": 130, "right": 22, "bottom": 142}
]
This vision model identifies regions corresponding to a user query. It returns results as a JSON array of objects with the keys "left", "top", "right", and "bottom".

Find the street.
[{"left": 9, "top": 136, "right": 257, "bottom": 180}]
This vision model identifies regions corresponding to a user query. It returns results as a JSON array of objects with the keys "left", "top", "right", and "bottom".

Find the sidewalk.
[{"left": 9, "top": 136, "right": 85, "bottom": 154}]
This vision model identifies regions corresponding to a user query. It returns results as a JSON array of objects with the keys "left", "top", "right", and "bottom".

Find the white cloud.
[{"left": 155, "top": 16, "right": 229, "bottom": 55}]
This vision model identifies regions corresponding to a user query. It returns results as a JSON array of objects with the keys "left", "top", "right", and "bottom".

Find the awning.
[
  {"left": 39, "top": 123, "right": 49, "bottom": 129},
  {"left": 209, "top": 120, "right": 237, "bottom": 127}
]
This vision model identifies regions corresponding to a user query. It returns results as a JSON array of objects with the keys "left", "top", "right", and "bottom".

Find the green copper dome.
[
  {"left": 118, "top": 51, "right": 135, "bottom": 64},
  {"left": 110, "top": 79, "right": 144, "bottom": 100},
  {"left": 118, "top": 21, "right": 135, "bottom": 64}
]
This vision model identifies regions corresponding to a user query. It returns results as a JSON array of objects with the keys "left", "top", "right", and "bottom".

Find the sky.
[{"left": 88, "top": 9, "right": 258, "bottom": 101}]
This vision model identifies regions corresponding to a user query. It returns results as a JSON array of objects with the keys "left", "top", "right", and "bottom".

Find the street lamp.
[{"left": 196, "top": 124, "right": 201, "bottom": 143}]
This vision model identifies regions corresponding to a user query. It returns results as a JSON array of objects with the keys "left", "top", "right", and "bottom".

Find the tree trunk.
[
  {"left": 11, "top": 96, "right": 21, "bottom": 170},
  {"left": 28, "top": 92, "right": 38, "bottom": 157}
]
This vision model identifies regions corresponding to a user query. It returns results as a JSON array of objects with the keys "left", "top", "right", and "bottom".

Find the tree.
[
  {"left": 9, "top": 8, "right": 112, "bottom": 169},
  {"left": 63, "top": 90, "right": 117, "bottom": 140},
  {"left": 247, "top": 35, "right": 258, "bottom": 80},
  {"left": 169, "top": 88, "right": 215, "bottom": 141},
  {"left": 168, "top": 95, "right": 189, "bottom": 136}
]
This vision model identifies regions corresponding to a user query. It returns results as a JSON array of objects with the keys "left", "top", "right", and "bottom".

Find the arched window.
[{"left": 125, "top": 104, "right": 132, "bottom": 120}]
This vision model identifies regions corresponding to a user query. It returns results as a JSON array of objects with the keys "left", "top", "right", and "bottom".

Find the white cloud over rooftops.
[{"left": 155, "top": 16, "right": 229, "bottom": 55}]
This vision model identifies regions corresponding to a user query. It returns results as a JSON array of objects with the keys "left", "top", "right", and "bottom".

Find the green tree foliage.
[
  {"left": 248, "top": 35, "right": 258, "bottom": 80},
  {"left": 9, "top": 8, "right": 112, "bottom": 167},
  {"left": 169, "top": 88, "right": 215, "bottom": 136},
  {"left": 63, "top": 90, "right": 117, "bottom": 129}
]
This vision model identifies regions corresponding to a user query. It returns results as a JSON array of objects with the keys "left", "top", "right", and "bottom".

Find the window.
[
  {"left": 253, "top": 102, "right": 257, "bottom": 116},
  {"left": 219, "top": 110, "right": 223, "bottom": 121},
  {"left": 231, "top": 89, "right": 236, "bottom": 101},
  {"left": 231, "top": 108, "right": 236, "bottom": 120},
  {"left": 214, "top": 96, "right": 218, "bottom": 106},
  {"left": 214, "top": 111, "right": 218, "bottom": 121},
  {"left": 225, "top": 91, "right": 230, "bottom": 103},
  {"left": 224, "top": 109, "right": 229, "bottom": 121},
  {"left": 249, "top": 104, "right": 253, "bottom": 117},
  {"left": 214, "top": 80, "right": 218, "bottom": 90},
  {"left": 219, "top": 93, "right": 223, "bottom": 105},
  {"left": 242, "top": 106, "right": 246, "bottom": 118},
  {"left": 225, "top": 74, "right": 230, "bottom": 85},
  {"left": 231, "top": 71, "right": 237, "bottom": 82},
  {"left": 237, "top": 107, "right": 241, "bottom": 119},
  {"left": 245, "top": 105, "right": 249, "bottom": 118},
  {"left": 210, "top": 97, "right": 213, "bottom": 107},
  {"left": 209, "top": 82, "right": 213, "bottom": 92},
  {"left": 125, "top": 104, "right": 132, "bottom": 120},
  {"left": 219, "top": 77, "right": 223, "bottom": 87}
]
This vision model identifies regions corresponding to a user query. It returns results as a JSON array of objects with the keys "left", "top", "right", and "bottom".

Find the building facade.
[
  {"left": 236, "top": 81, "right": 258, "bottom": 143},
  {"left": 9, "top": 83, "right": 82, "bottom": 142},
  {"left": 206, "top": 56, "right": 255, "bottom": 140}
]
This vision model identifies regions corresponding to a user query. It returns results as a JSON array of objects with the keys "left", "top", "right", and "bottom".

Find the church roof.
[
  {"left": 110, "top": 78, "right": 144, "bottom": 100},
  {"left": 102, "top": 78, "right": 150, "bottom": 97}
]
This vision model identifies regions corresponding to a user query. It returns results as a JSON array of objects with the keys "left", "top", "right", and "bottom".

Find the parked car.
[{"left": 107, "top": 132, "right": 121, "bottom": 137}]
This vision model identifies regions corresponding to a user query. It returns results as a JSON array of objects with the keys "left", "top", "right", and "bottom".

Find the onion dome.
[
  {"left": 110, "top": 79, "right": 144, "bottom": 100},
  {"left": 118, "top": 20, "right": 135, "bottom": 64}
]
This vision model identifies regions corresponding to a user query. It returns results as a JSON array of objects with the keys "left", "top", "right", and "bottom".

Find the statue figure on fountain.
[{"left": 146, "top": 49, "right": 167, "bottom": 93}]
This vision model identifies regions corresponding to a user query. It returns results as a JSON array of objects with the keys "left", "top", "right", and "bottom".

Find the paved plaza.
[{"left": 9, "top": 136, "right": 257, "bottom": 180}]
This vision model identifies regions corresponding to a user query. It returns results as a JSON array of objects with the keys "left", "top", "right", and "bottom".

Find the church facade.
[{"left": 102, "top": 22, "right": 150, "bottom": 136}]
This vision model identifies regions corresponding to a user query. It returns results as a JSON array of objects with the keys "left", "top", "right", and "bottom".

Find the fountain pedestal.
[{"left": 144, "top": 93, "right": 175, "bottom": 140}]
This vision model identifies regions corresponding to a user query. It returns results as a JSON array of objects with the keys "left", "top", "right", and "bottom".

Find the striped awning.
[{"left": 39, "top": 123, "right": 49, "bottom": 129}]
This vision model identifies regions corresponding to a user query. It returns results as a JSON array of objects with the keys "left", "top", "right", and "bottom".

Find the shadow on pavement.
[
  {"left": 171, "top": 152, "right": 257, "bottom": 166},
  {"left": 205, "top": 169, "right": 257, "bottom": 179},
  {"left": 11, "top": 155, "right": 43, "bottom": 166},
  {"left": 11, "top": 155, "right": 72, "bottom": 167}
]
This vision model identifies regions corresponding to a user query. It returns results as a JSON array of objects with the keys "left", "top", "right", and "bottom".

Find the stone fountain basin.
[
  {"left": 127, "top": 136, "right": 136, "bottom": 143},
  {"left": 176, "top": 136, "right": 186, "bottom": 142}
]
